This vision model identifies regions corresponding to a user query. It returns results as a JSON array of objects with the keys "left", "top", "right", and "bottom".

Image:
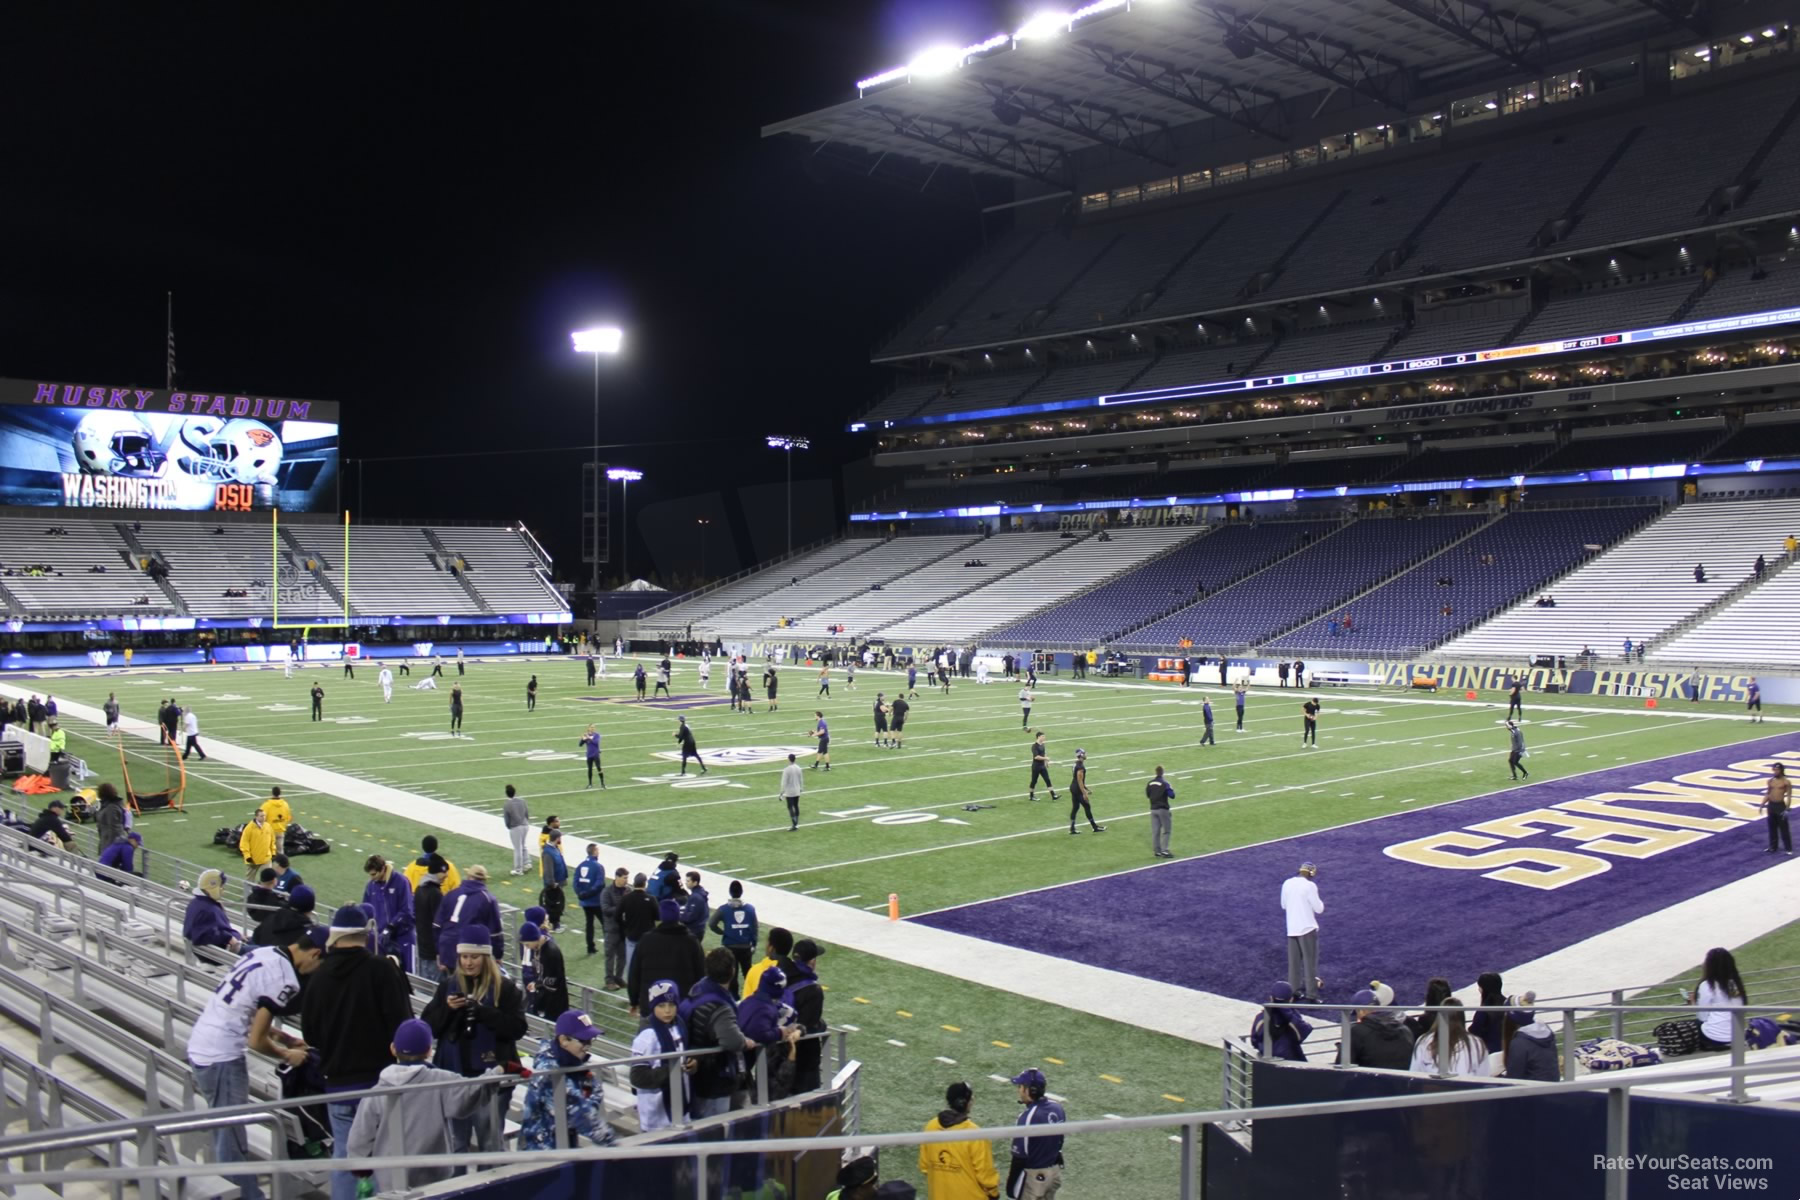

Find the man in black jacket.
[
  {"left": 245, "top": 867, "right": 288, "bottom": 926},
  {"left": 627, "top": 899, "right": 705, "bottom": 1016},
  {"left": 1342, "top": 985, "right": 1413, "bottom": 1070},
  {"left": 253, "top": 885, "right": 317, "bottom": 947},
  {"left": 787, "top": 939, "right": 827, "bottom": 1093},
  {"left": 684, "top": 948, "right": 758, "bottom": 1117},
  {"left": 300, "top": 905, "right": 414, "bottom": 1200},
  {"left": 27, "top": 799, "right": 74, "bottom": 849},
  {"left": 520, "top": 922, "right": 569, "bottom": 1019},
  {"left": 620, "top": 873, "right": 658, "bottom": 983},
  {"left": 412, "top": 856, "right": 449, "bottom": 984}
]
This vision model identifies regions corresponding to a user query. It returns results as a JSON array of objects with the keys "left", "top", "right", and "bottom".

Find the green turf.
[{"left": 15, "top": 655, "right": 1789, "bottom": 1193}]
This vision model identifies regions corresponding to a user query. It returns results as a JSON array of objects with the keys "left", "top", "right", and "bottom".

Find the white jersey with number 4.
[{"left": 186, "top": 946, "right": 300, "bottom": 1067}]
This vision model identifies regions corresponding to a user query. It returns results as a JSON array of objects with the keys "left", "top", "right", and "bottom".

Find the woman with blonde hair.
[{"left": 421, "top": 925, "right": 527, "bottom": 1151}]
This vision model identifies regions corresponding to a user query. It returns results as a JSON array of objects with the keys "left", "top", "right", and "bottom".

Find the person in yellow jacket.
[
  {"left": 260, "top": 788, "right": 292, "bottom": 844},
  {"left": 46, "top": 722, "right": 68, "bottom": 762},
  {"left": 919, "top": 1082, "right": 1000, "bottom": 1200},
  {"left": 238, "top": 809, "right": 277, "bottom": 877},
  {"left": 401, "top": 834, "right": 462, "bottom": 894}
]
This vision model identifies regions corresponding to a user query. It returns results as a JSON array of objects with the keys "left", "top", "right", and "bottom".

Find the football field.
[{"left": 8, "top": 654, "right": 1796, "bottom": 1193}]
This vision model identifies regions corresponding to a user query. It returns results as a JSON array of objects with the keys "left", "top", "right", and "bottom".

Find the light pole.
[
  {"left": 607, "top": 468, "right": 643, "bottom": 584},
  {"left": 571, "top": 327, "right": 624, "bottom": 601},
  {"left": 696, "top": 517, "right": 712, "bottom": 581},
  {"left": 766, "top": 435, "right": 811, "bottom": 558}
]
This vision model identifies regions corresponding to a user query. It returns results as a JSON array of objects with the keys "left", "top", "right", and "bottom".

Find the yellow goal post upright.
[{"left": 271, "top": 508, "right": 352, "bottom": 633}]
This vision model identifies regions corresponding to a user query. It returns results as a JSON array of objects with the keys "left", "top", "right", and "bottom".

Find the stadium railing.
[
  {"left": 8, "top": 1057, "right": 1800, "bottom": 1200},
  {"left": 0, "top": 1041, "right": 863, "bottom": 1200},
  {"left": 1239, "top": 998, "right": 1800, "bottom": 1105}
]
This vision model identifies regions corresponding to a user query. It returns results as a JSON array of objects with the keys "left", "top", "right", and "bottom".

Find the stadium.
[{"left": 4, "top": 2, "right": 1800, "bottom": 1198}]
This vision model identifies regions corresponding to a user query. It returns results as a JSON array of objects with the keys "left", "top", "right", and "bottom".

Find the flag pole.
[{"left": 165, "top": 292, "right": 175, "bottom": 389}]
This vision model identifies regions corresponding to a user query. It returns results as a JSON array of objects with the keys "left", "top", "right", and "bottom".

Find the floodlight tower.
[
  {"left": 571, "top": 326, "right": 624, "bottom": 600},
  {"left": 766, "top": 435, "right": 811, "bottom": 558},
  {"left": 607, "top": 468, "right": 643, "bottom": 584}
]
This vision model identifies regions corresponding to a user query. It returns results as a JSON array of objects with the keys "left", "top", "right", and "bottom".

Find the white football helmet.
[
  {"left": 208, "top": 419, "right": 284, "bottom": 485},
  {"left": 72, "top": 412, "right": 167, "bottom": 477}
]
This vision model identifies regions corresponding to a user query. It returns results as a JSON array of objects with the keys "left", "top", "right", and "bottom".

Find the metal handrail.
[
  {"left": 5, "top": 1058, "right": 1800, "bottom": 1200},
  {"left": 1252, "top": 1000, "right": 1794, "bottom": 1103},
  {"left": 0, "top": 1027, "right": 849, "bottom": 1157}
]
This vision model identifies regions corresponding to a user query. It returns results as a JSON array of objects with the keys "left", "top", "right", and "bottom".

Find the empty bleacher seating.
[
  {"left": 1384, "top": 437, "right": 1558, "bottom": 483},
  {"left": 1439, "top": 498, "right": 1800, "bottom": 658},
  {"left": 881, "top": 525, "right": 1203, "bottom": 642},
  {"left": 642, "top": 538, "right": 884, "bottom": 629},
  {"left": 428, "top": 526, "right": 565, "bottom": 613},
  {"left": 1654, "top": 557, "right": 1800, "bottom": 665},
  {"left": 781, "top": 532, "right": 1067, "bottom": 639},
  {"left": 700, "top": 534, "right": 981, "bottom": 636},
  {"left": 994, "top": 520, "right": 1338, "bottom": 646},
  {"left": 1119, "top": 513, "right": 1486, "bottom": 650},
  {"left": 0, "top": 516, "right": 164, "bottom": 614},
  {"left": 1264, "top": 505, "right": 1657, "bottom": 655},
  {"left": 133, "top": 519, "right": 339, "bottom": 621},
  {"left": 876, "top": 70, "right": 1800, "bottom": 364},
  {"left": 1534, "top": 421, "right": 1730, "bottom": 473}
]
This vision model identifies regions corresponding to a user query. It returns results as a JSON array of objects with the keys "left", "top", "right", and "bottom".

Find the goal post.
[{"left": 271, "top": 508, "right": 352, "bottom": 629}]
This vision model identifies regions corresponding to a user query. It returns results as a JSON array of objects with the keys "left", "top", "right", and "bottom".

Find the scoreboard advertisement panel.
[{"left": 0, "top": 378, "right": 340, "bottom": 513}]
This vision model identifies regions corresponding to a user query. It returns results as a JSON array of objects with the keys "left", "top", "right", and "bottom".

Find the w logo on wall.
[{"left": 87, "top": 650, "right": 114, "bottom": 666}]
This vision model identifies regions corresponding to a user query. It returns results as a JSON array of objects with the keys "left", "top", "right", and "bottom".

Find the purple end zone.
[{"left": 913, "top": 732, "right": 1800, "bottom": 1007}]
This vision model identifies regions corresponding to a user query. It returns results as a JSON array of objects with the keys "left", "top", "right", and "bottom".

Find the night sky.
[{"left": 3, "top": 1, "right": 1020, "bottom": 588}]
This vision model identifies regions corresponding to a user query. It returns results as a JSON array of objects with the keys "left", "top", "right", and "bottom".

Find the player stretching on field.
[
  {"left": 1069, "top": 750, "right": 1104, "bottom": 835},
  {"left": 811, "top": 712, "right": 830, "bottom": 769},
  {"left": 1028, "top": 732, "right": 1058, "bottom": 802},
  {"left": 1302, "top": 697, "right": 1320, "bottom": 746},
  {"left": 1234, "top": 679, "right": 1247, "bottom": 731}
]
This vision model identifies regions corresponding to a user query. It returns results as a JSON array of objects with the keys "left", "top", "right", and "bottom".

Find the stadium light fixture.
[
  {"left": 767, "top": 436, "right": 812, "bottom": 558},
  {"left": 908, "top": 44, "right": 966, "bottom": 77},
  {"left": 572, "top": 326, "right": 625, "bottom": 607},
  {"left": 571, "top": 327, "right": 623, "bottom": 355},
  {"left": 1015, "top": 11, "right": 1072, "bottom": 40}
]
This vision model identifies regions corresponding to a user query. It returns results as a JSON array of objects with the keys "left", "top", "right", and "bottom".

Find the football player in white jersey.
[
  {"left": 186, "top": 927, "right": 325, "bottom": 1200},
  {"left": 379, "top": 666, "right": 394, "bottom": 703}
]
